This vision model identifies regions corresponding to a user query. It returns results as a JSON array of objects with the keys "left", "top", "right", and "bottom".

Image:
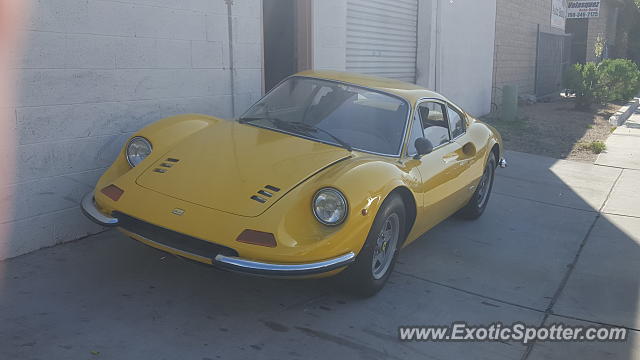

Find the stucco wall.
[
  {"left": 493, "top": 0, "right": 566, "bottom": 101},
  {"left": 1, "top": 0, "right": 263, "bottom": 260}
]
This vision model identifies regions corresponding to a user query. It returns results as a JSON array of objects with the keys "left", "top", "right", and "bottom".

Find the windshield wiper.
[
  {"left": 239, "top": 117, "right": 352, "bottom": 152},
  {"left": 238, "top": 116, "right": 272, "bottom": 124},
  {"left": 282, "top": 121, "right": 353, "bottom": 152}
]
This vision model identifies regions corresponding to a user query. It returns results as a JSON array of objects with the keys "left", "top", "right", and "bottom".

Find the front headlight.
[
  {"left": 313, "top": 188, "right": 348, "bottom": 226},
  {"left": 126, "top": 136, "right": 152, "bottom": 167}
]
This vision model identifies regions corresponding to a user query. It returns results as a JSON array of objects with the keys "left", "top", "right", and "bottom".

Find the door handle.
[{"left": 442, "top": 154, "right": 458, "bottom": 164}]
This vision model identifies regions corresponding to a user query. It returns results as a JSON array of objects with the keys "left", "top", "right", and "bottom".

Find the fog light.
[
  {"left": 236, "top": 230, "right": 277, "bottom": 248},
  {"left": 101, "top": 185, "right": 124, "bottom": 201}
]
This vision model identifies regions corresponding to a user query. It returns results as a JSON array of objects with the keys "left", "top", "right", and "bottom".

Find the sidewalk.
[{"left": 596, "top": 109, "right": 640, "bottom": 170}]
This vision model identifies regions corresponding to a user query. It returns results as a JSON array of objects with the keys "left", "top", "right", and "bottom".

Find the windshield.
[{"left": 239, "top": 77, "right": 410, "bottom": 156}]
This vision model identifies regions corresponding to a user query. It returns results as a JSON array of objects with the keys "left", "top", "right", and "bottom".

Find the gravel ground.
[{"left": 484, "top": 100, "right": 620, "bottom": 162}]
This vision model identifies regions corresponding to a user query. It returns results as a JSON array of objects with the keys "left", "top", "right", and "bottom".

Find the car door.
[
  {"left": 407, "top": 100, "right": 467, "bottom": 233},
  {"left": 447, "top": 103, "right": 483, "bottom": 205}
]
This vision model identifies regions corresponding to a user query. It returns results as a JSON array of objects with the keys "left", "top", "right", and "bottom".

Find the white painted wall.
[
  {"left": 431, "top": 0, "right": 497, "bottom": 116},
  {"left": 1, "top": 0, "right": 263, "bottom": 260},
  {"left": 315, "top": 0, "right": 495, "bottom": 116},
  {"left": 312, "top": 0, "right": 347, "bottom": 70}
]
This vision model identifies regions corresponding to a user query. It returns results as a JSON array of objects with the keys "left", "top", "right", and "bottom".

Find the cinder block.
[
  {"left": 156, "top": 9, "right": 207, "bottom": 40},
  {"left": 115, "top": 38, "right": 158, "bottom": 68},
  {"left": 191, "top": 41, "right": 225, "bottom": 68},
  {"left": 233, "top": 16, "right": 261, "bottom": 44},
  {"left": 20, "top": 31, "right": 67, "bottom": 69},
  {"left": 88, "top": 0, "right": 137, "bottom": 36},
  {"left": 65, "top": 34, "right": 117, "bottom": 69},
  {"left": 0, "top": 168, "right": 103, "bottom": 223},
  {"left": 235, "top": 69, "right": 262, "bottom": 93},
  {"left": 25, "top": 0, "right": 90, "bottom": 33},
  {"left": 206, "top": 13, "right": 230, "bottom": 42},
  {"left": 230, "top": 0, "right": 261, "bottom": 19},
  {"left": 233, "top": 43, "right": 262, "bottom": 69},
  {"left": 16, "top": 102, "right": 126, "bottom": 145},
  {"left": 156, "top": 40, "right": 191, "bottom": 68},
  {"left": 15, "top": 134, "right": 128, "bottom": 183},
  {"left": 18, "top": 69, "right": 118, "bottom": 107}
]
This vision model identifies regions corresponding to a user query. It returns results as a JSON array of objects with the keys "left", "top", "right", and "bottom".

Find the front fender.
[{"left": 259, "top": 155, "right": 419, "bottom": 259}]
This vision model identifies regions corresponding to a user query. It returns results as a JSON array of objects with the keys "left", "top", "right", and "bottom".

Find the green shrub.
[
  {"left": 565, "top": 62, "right": 600, "bottom": 109},
  {"left": 565, "top": 59, "right": 640, "bottom": 109},
  {"left": 598, "top": 59, "right": 640, "bottom": 103}
]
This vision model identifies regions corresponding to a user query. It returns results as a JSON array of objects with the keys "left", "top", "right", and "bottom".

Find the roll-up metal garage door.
[{"left": 346, "top": 0, "right": 419, "bottom": 83}]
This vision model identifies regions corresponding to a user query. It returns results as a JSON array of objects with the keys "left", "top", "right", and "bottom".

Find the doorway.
[
  {"left": 566, "top": 19, "right": 588, "bottom": 64},
  {"left": 263, "top": 0, "right": 313, "bottom": 92}
]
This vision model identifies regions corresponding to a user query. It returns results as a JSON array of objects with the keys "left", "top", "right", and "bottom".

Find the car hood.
[{"left": 136, "top": 120, "right": 351, "bottom": 217}]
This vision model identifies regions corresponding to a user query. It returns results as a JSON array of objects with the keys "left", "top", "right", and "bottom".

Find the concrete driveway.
[{"left": 0, "top": 150, "right": 638, "bottom": 359}]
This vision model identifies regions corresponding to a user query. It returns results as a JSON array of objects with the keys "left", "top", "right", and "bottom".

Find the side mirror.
[{"left": 414, "top": 138, "right": 434, "bottom": 159}]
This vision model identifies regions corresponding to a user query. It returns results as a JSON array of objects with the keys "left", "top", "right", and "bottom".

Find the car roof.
[{"left": 295, "top": 70, "right": 447, "bottom": 105}]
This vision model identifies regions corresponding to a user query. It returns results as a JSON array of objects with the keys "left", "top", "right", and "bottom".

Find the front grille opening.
[{"left": 114, "top": 212, "right": 238, "bottom": 258}]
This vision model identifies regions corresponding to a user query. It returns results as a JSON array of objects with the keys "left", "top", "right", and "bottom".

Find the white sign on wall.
[
  {"left": 551, "top": 0, "right": 568, "bottom": 30},
  {"left": 567, "top": 0, "right": 601, "bottom": 19}
]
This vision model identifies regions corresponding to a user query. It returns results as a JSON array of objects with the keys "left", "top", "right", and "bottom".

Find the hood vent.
[
  {"left": 250, "top": 185, "right": 280, "bottom": 204},
  {"left": 152, "top": 158, "right": 180, "bottom": 174}
]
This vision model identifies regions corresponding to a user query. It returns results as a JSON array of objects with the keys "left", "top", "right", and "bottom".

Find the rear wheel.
[
  {"left": 340, "top": 194, "right": 406, "bottom": 297},
  {"left": 457, "top": 152, "right": 497, "bottom": 220}
]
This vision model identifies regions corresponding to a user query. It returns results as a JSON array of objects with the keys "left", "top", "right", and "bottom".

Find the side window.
[
  {"left": 407, "top": 112, "right": 425, "bottom": 156},
  {"left": 417, "top": 102, "right": 450, "bottom": 147},
  {"left": 447, "top": 105, "right": 466, "bottom": 139}
]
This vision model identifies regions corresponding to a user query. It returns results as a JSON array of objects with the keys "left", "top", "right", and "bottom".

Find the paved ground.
[
  {"left": 596, "top": 108, "right": 640, "bottom": 171},
  {"left": 0, "top": 150, "right": 638, "bottom": 360}
]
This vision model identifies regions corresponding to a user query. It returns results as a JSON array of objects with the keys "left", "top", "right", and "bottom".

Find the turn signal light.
[
  {"left": 236, "top": 230, "right": 277, "bottom": 248},
  {"left": 101, "top": 185, "right": 124, "bottom": 201}
]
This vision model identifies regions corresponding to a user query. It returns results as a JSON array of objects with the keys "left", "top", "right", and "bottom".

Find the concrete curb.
[{"left": 609, "top": 96, "right": 640, "bottom": 126}]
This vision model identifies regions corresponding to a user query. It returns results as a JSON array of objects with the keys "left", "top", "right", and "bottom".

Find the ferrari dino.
[{"left": 81, "top": 71, "right": 506, "bottom": 296}]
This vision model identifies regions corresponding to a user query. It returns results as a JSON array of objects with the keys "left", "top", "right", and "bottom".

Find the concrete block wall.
[
  {"left": 1, "top": 0, "right": 263, "bottom": 260},
  {"left": 493, "top": 0, "right": 566, "bottom": 102}
]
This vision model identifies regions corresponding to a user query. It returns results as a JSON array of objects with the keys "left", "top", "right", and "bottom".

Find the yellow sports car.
[{"left": 81, "top": 71, "right": 506, "bottom": 296}]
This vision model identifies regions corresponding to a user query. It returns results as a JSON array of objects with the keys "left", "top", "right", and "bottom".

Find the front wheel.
[
  {"left": 457, "top": 152, "right": 497, "bottom": 220},
  {"left": 340, "top": 195, "right": 406, "bottom": 297}
]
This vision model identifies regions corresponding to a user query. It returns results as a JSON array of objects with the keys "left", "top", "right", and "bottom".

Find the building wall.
[
  {"left": 315, "top": 0, "right": 496, "bottom": 116},
  {"left": 434, "top": 0, "right": 497, "bottom": 116},
  {"left": 586, "top": 1, "right": 618, "bottom": 62},
  {"left": 312, "top": 0, "right": 347, "bottom": 70},
  {"left": 1, "top": 0, "right": 263, "bottom": 260},
  {"left": 493, "top": 0, "right": 566, "bottom": 101}
]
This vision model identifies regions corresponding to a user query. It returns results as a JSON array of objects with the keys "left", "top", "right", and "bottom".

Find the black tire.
[
  {"left": 339, "top": 194, "right": 406, "bottom": 297},
  {"left": 457, "top": 152, "right": 497, "bottom": 220}
]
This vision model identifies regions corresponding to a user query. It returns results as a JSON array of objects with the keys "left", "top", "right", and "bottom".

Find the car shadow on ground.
[{"left": 0, "top": 151, "right": 638, "bottom": 359}]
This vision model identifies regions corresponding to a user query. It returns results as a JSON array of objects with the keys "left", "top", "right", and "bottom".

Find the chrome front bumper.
[
  {"left": 214, "top": 252, "right": 356, "bottom": 277},
  {"left": 81, "top": 192, "right": 354, "bottom": 277},
  {"left": 80, "top": 192, "right": 119, "bottom": 227}
]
